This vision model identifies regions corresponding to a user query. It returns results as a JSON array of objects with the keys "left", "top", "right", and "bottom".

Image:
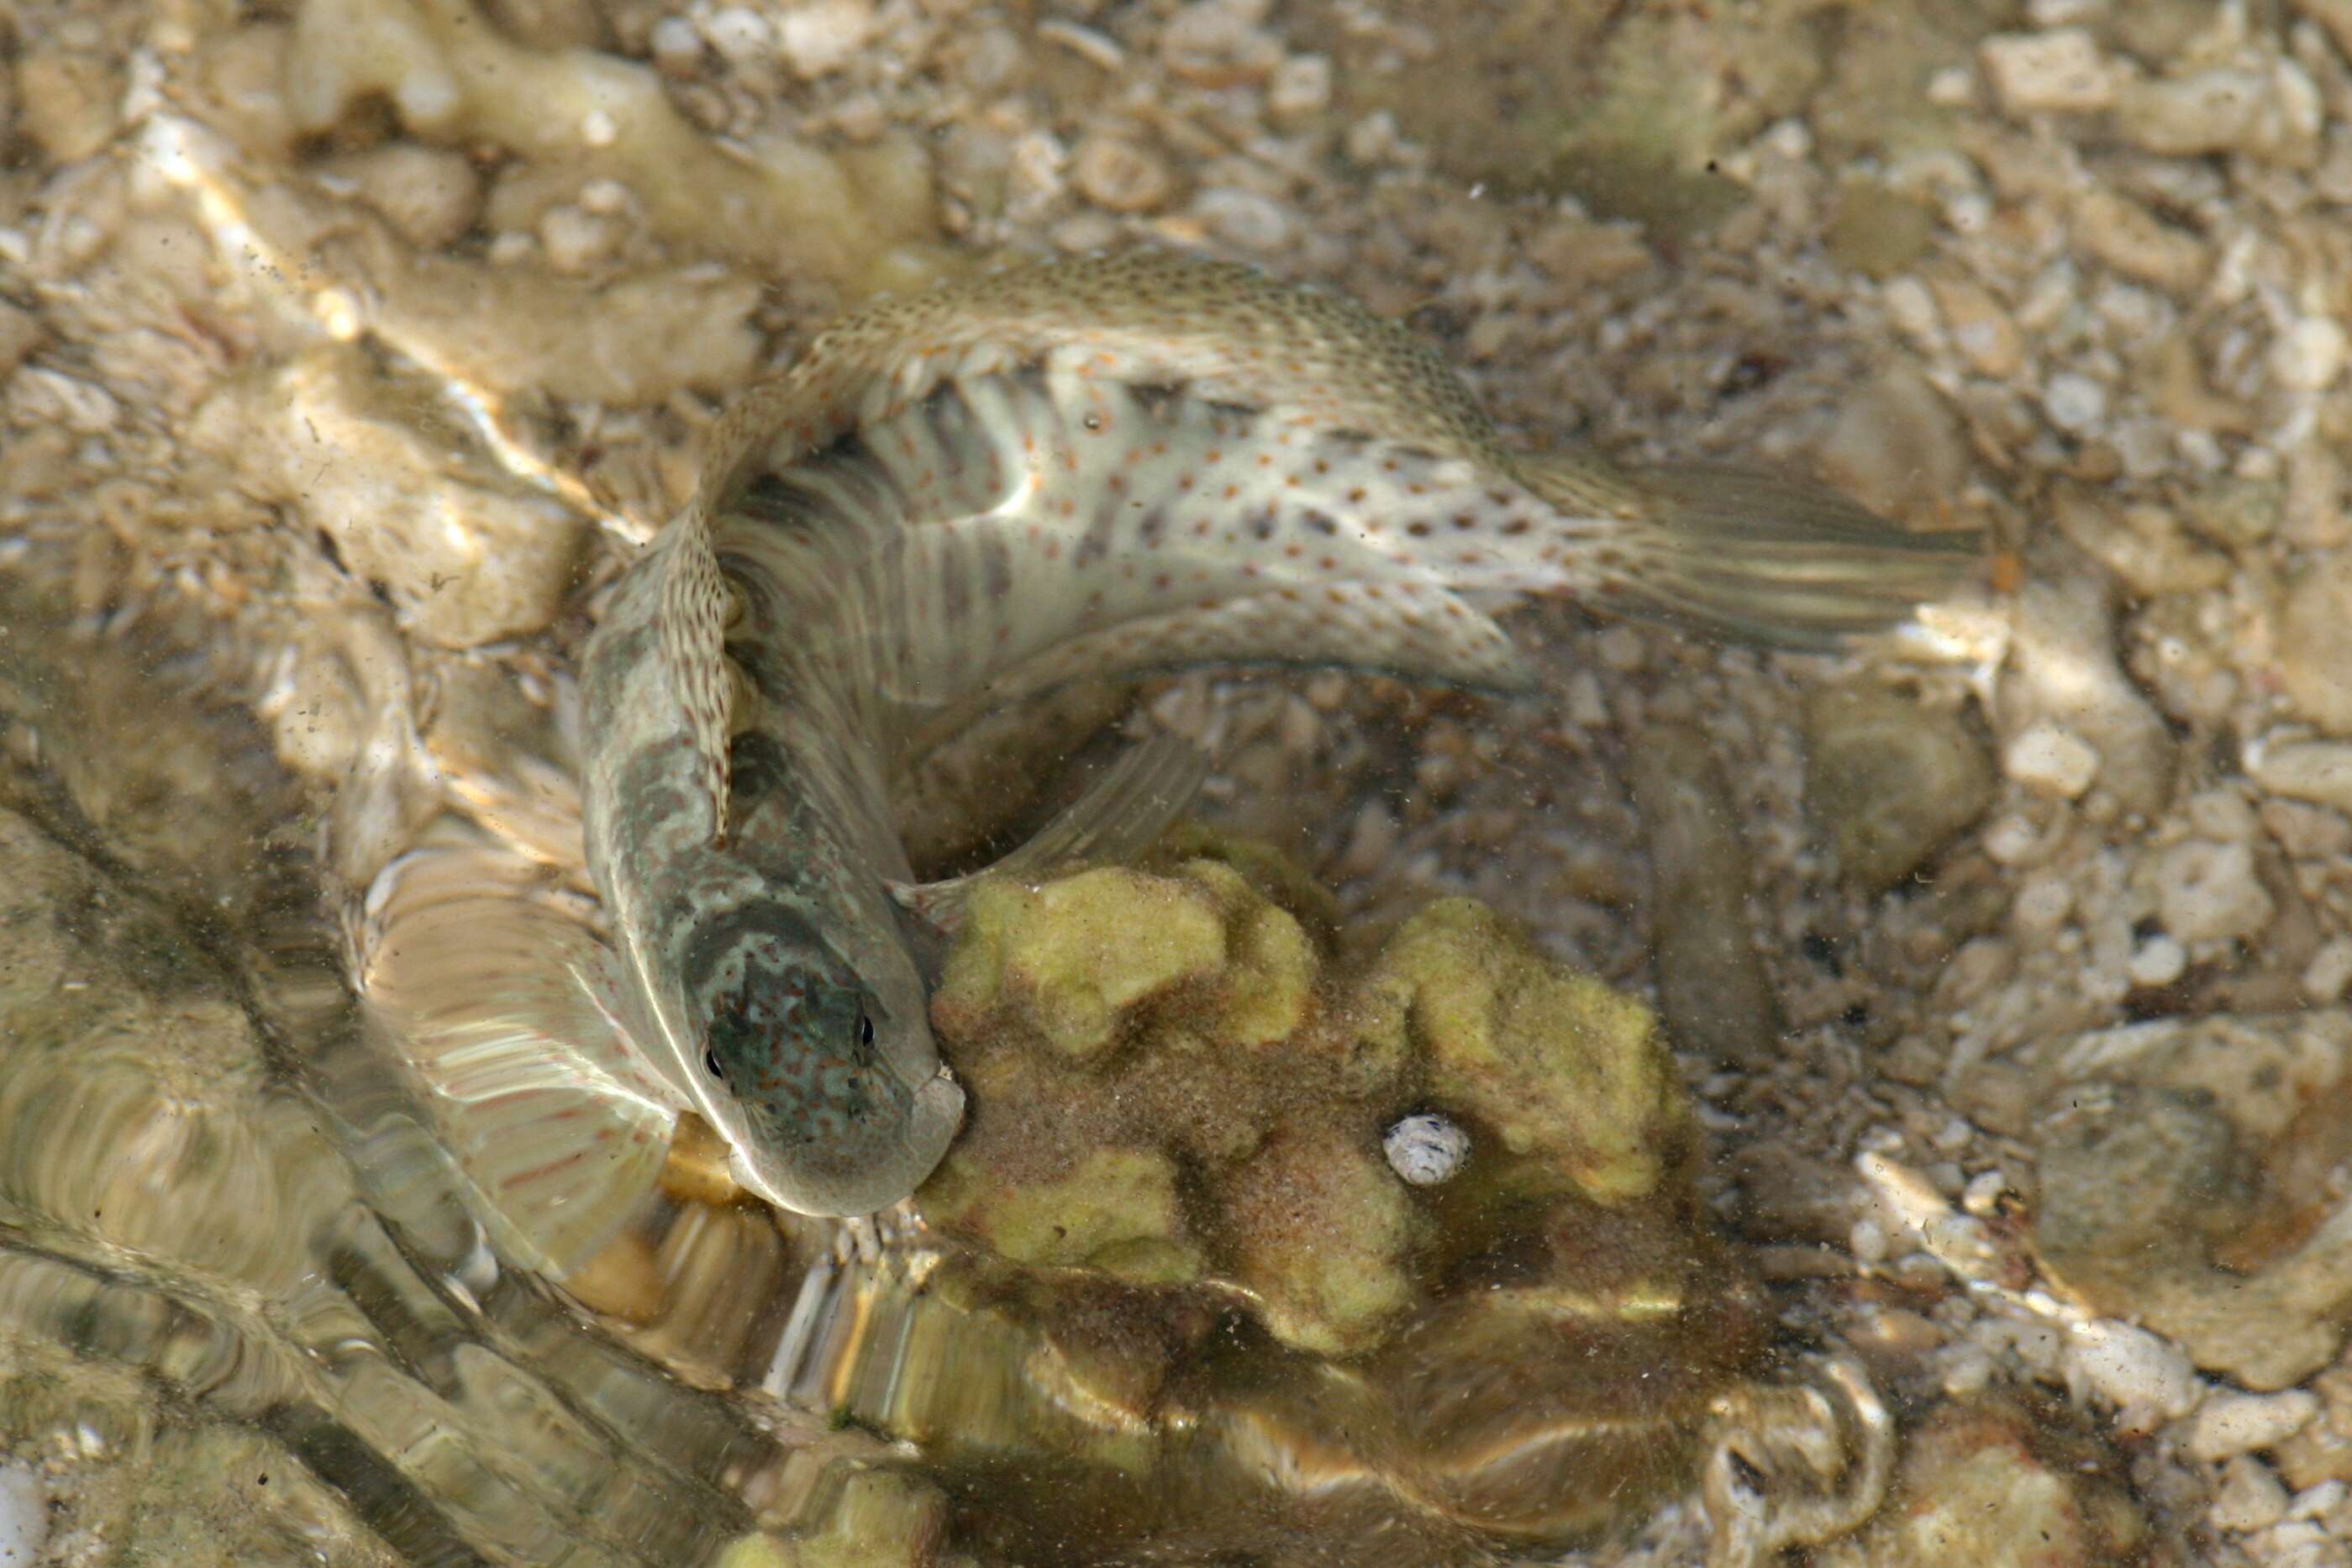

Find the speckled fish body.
[{"left": 576, "top": 250, "right": 1981, "bottom": 1222}]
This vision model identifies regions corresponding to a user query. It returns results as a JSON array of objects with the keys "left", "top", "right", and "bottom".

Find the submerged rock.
[
  {"left": 1633, "top": 723, "right": 1784, "bottom": 1066},
  {"left": 742, "top": 841, "right": 1895, "bottom": 1561},
  {"left": 1803, "top": 681, "right": 1993, "bottom": 894},
  {"left": 2024, "top": 1012, "right": 2352, "bottom": 1389},
  {"left": 1813, "top": 1398, "right": 2148, "bottom": 1568},
  {"left": 923, "top": 849, "right": 1693, "bottom": 1355}
]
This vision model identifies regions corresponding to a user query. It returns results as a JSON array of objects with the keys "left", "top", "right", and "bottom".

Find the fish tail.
[{"left": 1523, "top": 456, "right": 1985, "bottom": 650}]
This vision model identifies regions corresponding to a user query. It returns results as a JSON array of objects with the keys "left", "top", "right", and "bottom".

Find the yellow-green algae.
[
  {"left": 723, "top": 1466, "right": 964, "bottom": 1568},
  {"left": 922, "top": 845, "right": 1700, "bottom": 1356},
  {"left": 1358, "top": 897, "right": 1685, "bottom": 1205}
]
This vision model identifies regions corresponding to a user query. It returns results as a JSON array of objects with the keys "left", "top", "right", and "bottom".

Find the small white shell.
[{"left": 1382, "top": 1113, "right": 1470, "bottom": 1187}]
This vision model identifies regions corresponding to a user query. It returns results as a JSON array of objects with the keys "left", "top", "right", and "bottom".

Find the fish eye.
[
  {"left": 857, "top": 1013, "right": 875, "bottom": 1050},
  {"left": 703, "top": 1046, "right": 726, "bottom": 1083}
]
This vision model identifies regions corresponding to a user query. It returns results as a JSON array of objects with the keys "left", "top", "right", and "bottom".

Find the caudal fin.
[{"left": 1528, "top": 457, "right": 1985, "bottom": 650}]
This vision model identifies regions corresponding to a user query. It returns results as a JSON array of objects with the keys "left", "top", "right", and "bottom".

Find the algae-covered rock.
[
  {"left": 1218, "top": 1124, "right": 1422, "bottom": 1355},
  {"left": 736, "top": 1465, "right": 953, "bottom": 1568},
  {"left": 919, "top": 845, "right": 1701, "bottom": 1355},
  {"left": 918, "top": 1144, "right": 1202, "bottom": 1286},
  {"left": 1360, "top": 898, "right": 1683, "bottom": 1203},
  {"left": 933, "top": 867, "right": 1228, "bottom": 1059}
]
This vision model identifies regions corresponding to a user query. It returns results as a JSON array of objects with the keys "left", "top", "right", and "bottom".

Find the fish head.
[{"left": 681, "top": 901, "right": 963, "bottom": 1217}]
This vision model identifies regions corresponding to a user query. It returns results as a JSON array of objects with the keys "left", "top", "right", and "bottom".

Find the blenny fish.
[{"left": 368, "top": 250, "right": 1978, "bottom": 1264}]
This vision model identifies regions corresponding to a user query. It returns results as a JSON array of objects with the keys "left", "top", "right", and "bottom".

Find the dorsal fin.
[{"left": 654, "top": 512, "right": 741, "bottom": 846}]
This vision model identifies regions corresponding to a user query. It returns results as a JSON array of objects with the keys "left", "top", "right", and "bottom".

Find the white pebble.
[
  {"left": 1596, "top": 624, "right": 1646, "bottom": 673},
  {"left": 0, "top": 1465, "right": 44, "bottom": 1565},
  {"left": 6, "top": 366, "right": 118, "bottom": 434},
  {"left": 2064, "top": 1320, "right": 2201, "bottom": 1433},
  {"left": 2043, "top": 370, "right": 2108, "bottom": 433},
  {"left": 2274, "top": 316, "right": 2349, "bottom": 393},
  {"left": 2186, "top": 1390, "right": 2320, "bottom": 1462},
  {"left": 1982, "top": 812, "right": 2057, "bottom": 867},
  {"left": 2212, "top": 1453, "right": 2291, "bottom": 1534},
  {"left": 1382, "top": 1113, "right": 1470, "bottom": 1187},
  {"left": 2013, "top": 872, "right": 2074, "bottom": 932},
  {"left": 2249, "top": 739, "right": 2352, "bottom": 816},
  {"left": 2289, "top": 1480, "right": 2348, "bottom": 1522},
  {"left": 1192, "top": 187, "right": 1293, "bottom": 252},
  {"left": 2303, "top": 937, "right": 2352, "bottom": 1004},
  {"left": 2127, "top": 934, "right": 2187, "bottom": 988},
  {"left": 1926, "top": 65, "right": 1976, "bottom": 107},
  {"left": 777, "top": 0, "right": 875, "bottom": 79},
  {"left": 1882, "top": 275, "right": 1940, "bottom": 339},
  {"left": 1344, "top": 110, "right": 1402, "bottom": 166},
  {"left": 577, "top": 177, "right": 632, "bottom": 216},
  {"left": 2004, "top": 720, "right": 2101, "bottom": 797},
  {"left": 2186, "top": 789, "right": 2258, "bottom": 844},
  {"left": 649, "top": 14, "right": 703, "bottom": 71},
  {"left": 1980, "top": 28, "right": 2119, "bottom": 115},
  {"left": 538, "top": 205, "right": 619, "bottom": 272},
  {"left": 1763, "top": 118, "right": 1813, "bottom": 159},
  {"left": 2252, "top": 1521, "right": 2336, "bottom": 1562},
  {"left": 701, "top": 4, "right": 774, "bottom": 65},
  {"left": 580, "top": 108, "right": 618, "bottom": 147},
  {"left": 1961, "top": 1168, "right": 2009, "bottom": 1216},
  {"left": 1267, "top": 54, "right": 1332, "bottom": 121},
  {"left": 2157, "top": 839, "right": 2276, "bottom": 945},
  {"left": 1848, "top": 1215, "right": 1890, "bottom": 1265},
  {"left": 1939, "top": 1343, "right": 1995, "bottom": 1397}
]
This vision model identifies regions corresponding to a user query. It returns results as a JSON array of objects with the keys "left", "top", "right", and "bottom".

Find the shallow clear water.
[{"left": 8, "top": 1, "right": 2352, "bottom": 1565}]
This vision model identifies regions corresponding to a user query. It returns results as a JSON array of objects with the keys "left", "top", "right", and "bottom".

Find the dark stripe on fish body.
[
  {"left": 1073, "top": 502, "right": 1119, "bottom": 569},
  {"left": 676, "top": 897, "right": 834, "bottom": 1011},
  {"left": 1127, "top": 380, "right": 1187, "bottom": 420},
  {"left": 580, "top": 613, "right": 658, "bottom": 720},
  {"left": 978, "top": 529, "right": 1014, "bottom": 602},
  {"left": 940, "top": 540, "right": 971, "bottom": 624},
  {"left": 727, "top": 730, "right": 793, "bottom": 808}
]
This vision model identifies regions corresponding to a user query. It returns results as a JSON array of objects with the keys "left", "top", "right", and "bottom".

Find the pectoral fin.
[
  {"left": 889, "top": 724, "right": 1213, "bottom": 932},
  {"left": 360, "top": 844, "right": 685, "bottom": 1277}
]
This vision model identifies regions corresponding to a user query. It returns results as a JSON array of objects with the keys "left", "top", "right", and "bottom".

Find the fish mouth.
[{"left": 731, "top": 1066, "right": 964, "bottom": 1218}]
